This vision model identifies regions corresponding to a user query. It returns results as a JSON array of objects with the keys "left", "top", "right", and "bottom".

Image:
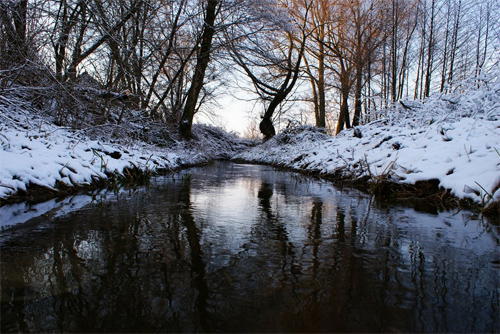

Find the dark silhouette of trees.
[
  {"left": 300, "top": 0, "right": 331, "bottom": 128},
  {"left": 0, "top": 0, "right": 498, "bottom": 137}
]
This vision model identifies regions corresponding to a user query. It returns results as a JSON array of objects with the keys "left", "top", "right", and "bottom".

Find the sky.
[
  {"left": 198, "top": 95, "right": 256, "bottom": 136},
  {"left": 195, "top": 87, "right": 259, "bottom": 137}
]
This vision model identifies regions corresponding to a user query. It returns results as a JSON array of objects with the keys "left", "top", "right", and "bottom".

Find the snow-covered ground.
[
  {"left": 1, "top": 74, "right": 499, "bottom": 212},
  {"left": 235, "top": 77, "right": 500, "bottom": 209},
  {"left": 0, "top": 106, "right": 253, "bottom": 201}
]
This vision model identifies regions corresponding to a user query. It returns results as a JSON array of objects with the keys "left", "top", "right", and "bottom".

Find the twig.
[
  {"left": 399, "top": 100, "right": 414, "bottom": 110},
  {"left": 464, "top": 144, "right": 471, "bottom": 162},
  {"left": 0, "top": 183, "right": 16, "bottom": 190},
  {"left": 363, "top": 154, "right": 373, "bottom": 179}
]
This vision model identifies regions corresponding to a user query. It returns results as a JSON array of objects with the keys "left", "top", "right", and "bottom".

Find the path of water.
[{"left": 1, "top": 162, "right": 498, "bottom": 332}]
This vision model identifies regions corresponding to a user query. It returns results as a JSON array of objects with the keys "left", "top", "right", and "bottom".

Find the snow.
[{"left": 1, "top": 73, "right": 499, "bottom": 210}]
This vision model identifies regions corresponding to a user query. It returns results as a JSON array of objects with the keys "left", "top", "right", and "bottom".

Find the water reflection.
[{"left": 1, "top": 162, "right": 498, "bottom": 333}]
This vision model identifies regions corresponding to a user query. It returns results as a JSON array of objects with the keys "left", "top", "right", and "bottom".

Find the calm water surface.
[{"left": 1, "top": 162, "right": 499, "bottom": 333}]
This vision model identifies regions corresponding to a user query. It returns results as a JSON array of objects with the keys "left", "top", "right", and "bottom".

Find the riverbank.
[
  {"left": 1, "top": 76, "right": 499, "bottom": 217},
  {"left": 234, "top": 80, "right": 500, "bottom": 217},
  {"left": 234, "top": 121, "right": 499, "bottom": 216}
]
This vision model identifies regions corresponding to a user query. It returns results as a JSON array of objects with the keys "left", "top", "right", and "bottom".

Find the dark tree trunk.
[
  {"left": 259, "top": 35, "right": 306, "bottom": 140},
  {"left": 336, "top": 86, "right": 351, "bottom": 135},
  {"left": 259, "top": 91, "right": 286, "bottom": 140},
  {"left": 352, "top": 64, "right": 362, "bottom": 127},
  {"left": 0, "top": 0, "right": 28, "bottom": 65},
  {"left": 390, "top": 0, "right": 398, "bottom": 102},
  {"left": 259, "top": 118, "right": 276, "bottom": 140},
  {"left": 424, "top": 0, "right": 435, "bottom": 97},
  {"left": 448, "top": 0, "right": 461, "bottom": 89},
  {"left": 179, "top": 0, "right": 219, "bottom": 140},
  {"left": 440, "top": 0, "right": 451, "bottom": 92},
  {"left": 308, "top": 69, "right": 320, "bottom": 127},
  {"left": 316, "top": 24, "right": 326, "bottom": 128}
]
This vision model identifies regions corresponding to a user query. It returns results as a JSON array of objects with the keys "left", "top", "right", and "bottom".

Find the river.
[{"left": 1, "top": 162, "right": 498, "bottom": 332}]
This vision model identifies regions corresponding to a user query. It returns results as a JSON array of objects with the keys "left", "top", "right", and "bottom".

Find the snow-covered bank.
[
  {"left": 234, "top": 79, "right": 500, "bottom": 213},
  {"left": 0, "top": 106, "right": 254, "bottom": 203}
]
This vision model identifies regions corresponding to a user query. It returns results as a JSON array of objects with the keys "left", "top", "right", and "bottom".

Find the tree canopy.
[{"left": 1, "top": 0, "right": 498, "bottom": 138}]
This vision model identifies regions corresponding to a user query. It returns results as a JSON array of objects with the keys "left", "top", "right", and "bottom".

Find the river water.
[{"left": 1, "top": 162, "right": 498, "bottom": 333}]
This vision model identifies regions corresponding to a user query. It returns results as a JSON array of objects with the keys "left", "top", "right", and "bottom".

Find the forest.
[{"left": 1, "top": 0, "right": 498, "bottom": 139}]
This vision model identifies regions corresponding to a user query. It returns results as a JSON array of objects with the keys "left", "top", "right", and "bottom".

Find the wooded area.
[{"left": 1, "top": 0, "right": 498, "bottom": 139}]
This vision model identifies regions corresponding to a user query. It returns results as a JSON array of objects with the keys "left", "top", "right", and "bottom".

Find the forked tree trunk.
[{"left": 336, "top": 87, "right": 351, "bottom": 135}]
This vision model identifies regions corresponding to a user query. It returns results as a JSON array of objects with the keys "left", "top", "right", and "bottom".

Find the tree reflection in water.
[
  {"left": 1, "top": 162, "right": 499, "bottom": 333},
  {"left": 178, "top": 179, "right": 213, "bottom": 332}
]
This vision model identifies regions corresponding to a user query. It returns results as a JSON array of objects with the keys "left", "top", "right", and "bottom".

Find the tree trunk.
[
  {"left": 305, "top": 60, "right": 320, "bottom": 127},
  {"left": 317, "top": 25, "right": 326, "bottom": 128},
  {"left": 259, "top": 92, "right": 285, "bottom": 140},
  {"left": 179, "top": 0, "right": 219, "bottom": 140},
  {"left": 352, "top": 63, "right": 362, "bottom": 127},
  {"left": 259, "top": 33, "right": 306, "bottom": 139},
  {"left": 0, "top": 0, "right": 28, "bottom": 65},
  {"left": 448, "top": 0, "right": 461, "bottom": 89},
  {"left": 390, "top": 0, "right": 398, "bottom": 102},
  {"left": 424, "top": 0, "right": 435, "bottom": 97},
  {"left": 398, "top": 10, "right": 417, "bottom": 99},
  {"left": 259, "top": 118, "right": 276, "bottom": 140},
  {"left": 440, "top": 0, "right": 451, "bottom": 92},
  {"left": 13, "top": 0, "right": 28, "bottom": 44},
  {"left": 336, "top": 84, "right": 350, "bottom": 135}
]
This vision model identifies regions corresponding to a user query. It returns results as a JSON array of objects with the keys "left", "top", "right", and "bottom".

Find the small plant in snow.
[
  {"left": 474, "top": 181, "right": 493, "bottom": 208},
  {"left": 0, "top": 132, "right": 10, "bottom": 149},
  {"left": 91, "top": 148, "right": 108, "bottom": 172}
]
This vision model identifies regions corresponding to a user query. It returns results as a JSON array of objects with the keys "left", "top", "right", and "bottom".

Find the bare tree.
[
  {"left": 351, "top": 0, "right": 384, "bottom": 126},
  {"left": 229, "top": 0, "right": 311, "bottom": 139},
  {"left": 179, "top": 0, "right": 220, "bottom": 139},
  {"left": 322, "top": 1, "right": 356, "bottom": 134},
  {"left": 300, "top": 0, "right": 331, "bottom": 128},
  {"left": 446, "top": 0, "right": 462, "bottom": 90},
  {"left": 474, "top": 0, "right": 492, "bottom": 82},
  {"left": 143, "top": 0, "right": 188, "bottom": 111},
  {"left": 3, "top": 0, "right": 498, "bottom": 138},
  {"left": 423, "top": 0, "right": 436, "bottom": 97},
  {"left": 65, "top": 0, "right": 143, "bottom": 81}
]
